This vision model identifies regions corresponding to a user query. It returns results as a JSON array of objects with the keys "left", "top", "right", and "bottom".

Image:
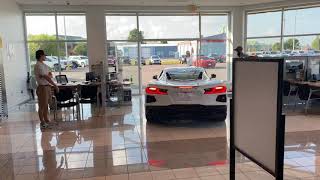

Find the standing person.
[
  {"left": 234, "top": 46, "right": 248, "bottom": 58},
  {"left": 34, "top": 50, "right": 59, "bottom": 129}
]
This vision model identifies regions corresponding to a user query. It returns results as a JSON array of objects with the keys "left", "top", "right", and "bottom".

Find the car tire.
[{"left": 149, "top": 62, "right": 152, "bottom": 65}]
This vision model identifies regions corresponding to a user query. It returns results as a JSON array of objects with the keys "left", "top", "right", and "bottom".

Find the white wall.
[{"left": 0, "top": 0, "right": 29, "bottom": 110}]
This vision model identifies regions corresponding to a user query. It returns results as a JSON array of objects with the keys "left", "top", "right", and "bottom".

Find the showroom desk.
[
  {"left": 56, "top": 82, "right": 102, "bottom": 104},
  {"left": 286, "top": 79, "right": 320, "bottom": 88}
]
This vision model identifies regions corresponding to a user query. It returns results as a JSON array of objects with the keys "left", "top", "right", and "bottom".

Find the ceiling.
[{"left": 16, "top": 0, "right": 287, "bottom": 6}]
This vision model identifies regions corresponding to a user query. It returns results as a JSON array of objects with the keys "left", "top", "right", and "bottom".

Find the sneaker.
[
  {"left": 40, "top": 122, "right": 49, "bottom": 129},
  {"left": 40, "top": 122, "right": 52, "bottom": 129}
]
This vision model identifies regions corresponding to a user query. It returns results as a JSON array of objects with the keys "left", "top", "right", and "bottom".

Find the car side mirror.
[
  {"left": 211, "top": 74, "right": 216, "bottom": 79},
  {"left": 153, "top": 75, "right": 158, "bottom": 80}
]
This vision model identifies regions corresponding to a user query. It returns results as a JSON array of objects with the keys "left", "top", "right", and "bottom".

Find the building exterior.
[{"left": 121, "top": 44, "right": 178, "bottom": 59}]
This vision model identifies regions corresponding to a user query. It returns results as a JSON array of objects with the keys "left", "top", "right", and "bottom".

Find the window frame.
[
  {"left": 245, "top": 4, "right": 320, "bottom": 53},
  {"left": 24, "top": 12, "right": 87, "bottom": 75}
]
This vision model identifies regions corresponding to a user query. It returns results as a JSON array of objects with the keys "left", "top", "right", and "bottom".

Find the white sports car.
[{"left": 145, "top": 66, "right": 227, "bottom": 122}]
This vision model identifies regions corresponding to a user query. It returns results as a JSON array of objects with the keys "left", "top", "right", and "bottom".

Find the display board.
[{"left": 231, "top": 58, "right": 285, "bottom": 179}]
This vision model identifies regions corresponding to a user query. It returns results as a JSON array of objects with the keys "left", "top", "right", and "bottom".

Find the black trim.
[
  {"left": 230, "top": 58, "right": 285, "bottom": 180},
  {"left": 275, "top": 56, "right": 285, "bottom": 180},
  {"left": 146, "top": 105, "right": 227, "bottom": 121},
  {"left": 229, "top": 99, "right": 235, "bottom": 180},
  {"left": 235, "top": 147, "right": 275, "bottom": 176}
]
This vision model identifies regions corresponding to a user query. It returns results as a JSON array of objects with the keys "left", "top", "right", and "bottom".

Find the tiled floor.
[{"left": 0, "top": 96, "right": 320, "bottom": 180}]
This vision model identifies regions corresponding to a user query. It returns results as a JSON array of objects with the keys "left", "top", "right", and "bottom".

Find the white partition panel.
[{"left": 234, "top": 60, "right": 280, "bottom": 173}]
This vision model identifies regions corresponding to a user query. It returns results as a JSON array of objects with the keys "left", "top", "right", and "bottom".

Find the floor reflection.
[{"left": 1, "top": 96, "right": 320, "bottom": 179}]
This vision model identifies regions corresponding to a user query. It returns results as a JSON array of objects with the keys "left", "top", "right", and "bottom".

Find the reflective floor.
[{"left": 1, "top": 96, "right": 320, "bottom": 180}]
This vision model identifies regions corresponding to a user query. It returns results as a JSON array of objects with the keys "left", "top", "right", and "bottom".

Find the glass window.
[
  {"left": 247, "top": 11, "right": 282, "bottom": 37},
  {"left": 26, "top": 13, "right": 88, "bottom": 80},
  {"left": 57, "top": 14, "right": 87, "bottom": 40},
  {"left": 200, "top": 15, "right": 228, "bottom": 63},
  {"left": 26, "top": 14, "right": 56, "bottom": 41},
  {"left": 107, "top": 42, "right": 139, "bottom": 94},
  {"left": 53, "top": 42, "right": 88, "bottom": 82},
  {"left": 201, "top": 15, "right": 228, "bottom": 37},
  {"left": 166, "top": 68, "right": 206, "bottom": 81},
  {"left": 283, "top": 36, "right": 319, "bottom": 52},
  {"left": 28, "top": 42, "right": 59, "bottom": 73},
  {"left": 284, "top": 7, "right": 320, "bottom": 35},
  {"left": 139, "top": 16, "right": 199, "bottom": 39},
  {"left": 246, "top": 38, "right": 281, "bottom": 56},
  {"left": 106, "top": 16, "right": 137, "bottom": 40},
  {"left": 308, "top": 57, "right": 320, "bottom": 81}
]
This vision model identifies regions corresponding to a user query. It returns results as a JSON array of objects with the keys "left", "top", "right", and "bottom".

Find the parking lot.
[{"left": 53, "top": 62, "right": 228, "bottom": 86}]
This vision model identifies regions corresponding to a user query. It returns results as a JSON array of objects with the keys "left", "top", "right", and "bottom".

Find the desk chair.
[
  {"left": 296, "top": 84, "right": 320, "bottom": 113},
  {"left": 284, "top": 81, "right": 298, "bottom": 108},
  {"left": 55, "top": 75, "right": 68, "bottom": 84},
  {"left": 79, "top": 85, "right": 98, "bottom": 117},
  {"left": 52, "top": 88, "right": 80, "bottom": 121}
]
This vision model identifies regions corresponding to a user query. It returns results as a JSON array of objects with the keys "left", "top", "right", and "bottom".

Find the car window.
[
  {"left": 166, "top": 68, "right": 206, "bottom": 81},
  {"left": 159, "top": 71, "right": 163, "bottom": 78},
  {"left": 80, "top": 57, "right": 87, "bottom": 59},
  {"left": 201, "top": 57, "right": 210, "bottom": 60}
]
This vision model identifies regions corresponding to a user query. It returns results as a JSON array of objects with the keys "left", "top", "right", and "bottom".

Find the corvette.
[{"left": 145, "top": 66, "right": 227, "bottom": 122}]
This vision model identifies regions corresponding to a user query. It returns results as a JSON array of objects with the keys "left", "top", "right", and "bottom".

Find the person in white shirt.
[{"left": 34, "top": 50, "right": 59, "bottom": 129}]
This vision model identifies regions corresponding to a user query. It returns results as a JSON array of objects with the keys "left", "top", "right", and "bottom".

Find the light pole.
[
  {"left": 64, "top": 16, "right": 68, "bottom": 58},
  {"left": 293, "top": 11, "right": 297, "bottom": 51}
]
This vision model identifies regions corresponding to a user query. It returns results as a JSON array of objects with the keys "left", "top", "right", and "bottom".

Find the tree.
[
  {"left": 28, "top": 34, "right": 65, "bottom": 61},
  {"left": 311, "top": 36, "right": 320, "bottom": 50},
  {"left": 73, "top": 43, "right": 87, "bottom": 56},
  {"left": 284, "top": 38, "right": 300, "bottom": 50},
  {"left": 128, "top": 28, "right": 144, "bottom": 41},
  {"left": 272, "top": 42, "right": 281, "bottom": 51}
]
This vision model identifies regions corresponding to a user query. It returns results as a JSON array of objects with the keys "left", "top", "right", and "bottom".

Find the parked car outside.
[
  {"left": 68, "top": 56, "right": 89, "bottom": 67},
  {"left": 192, "top": 56, "right": 216, "bottom": 68},
  {"left": 149, "top": 55, "right": 161, "bottom": 65},
  {"left": 45, "top": 56, "right": 67, "bottom": 71},
  {"left": 108, "top": 55, "right": 116, "bottom": 66}
]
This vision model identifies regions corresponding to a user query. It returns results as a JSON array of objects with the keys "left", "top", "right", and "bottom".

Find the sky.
[
  {"left": 26, "top": 14, "right": 228, "bottom": 41},
  {"left": 26, "top": 15, "right": 87, "bottom": 38},
  {"left": 247, "top": 7, "right": 320, "bottom": 38},
  {"left": 26, "top": 6, "right": 320, "bottom": 49},
  {"left": 106, "top": 15, "right": 228, "bottom": 40}
]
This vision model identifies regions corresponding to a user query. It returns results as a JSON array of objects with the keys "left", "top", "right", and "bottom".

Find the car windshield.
[
  {"left": 201, "top": 57, "right": 210, "bottom": 60},
  {"left": 152, "top": 56, "right": 160, "bottom": 59},
  {"left": 166, "top": 68, "right": 205, "bottom": 81}
]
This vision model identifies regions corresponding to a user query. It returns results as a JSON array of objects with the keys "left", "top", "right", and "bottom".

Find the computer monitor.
[{"left": 86, "top": 72, "right": 96, "bottom": 81}]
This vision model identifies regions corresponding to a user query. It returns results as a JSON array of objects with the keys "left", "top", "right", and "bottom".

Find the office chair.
[{"left": 52, "top": 88, "right": 80, "bottom": 121}]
